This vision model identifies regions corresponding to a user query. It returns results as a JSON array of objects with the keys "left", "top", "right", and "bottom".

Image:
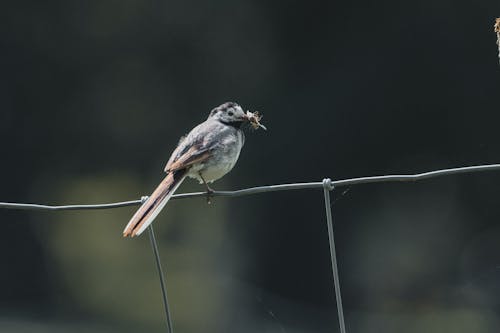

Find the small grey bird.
[{"left": 123, "top": 102, "right": 265, "bottom": 237}]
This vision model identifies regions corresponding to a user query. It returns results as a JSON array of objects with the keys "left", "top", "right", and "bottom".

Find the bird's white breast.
[{"left": 187, "top": 128, "right": 244, "bottom": 184}]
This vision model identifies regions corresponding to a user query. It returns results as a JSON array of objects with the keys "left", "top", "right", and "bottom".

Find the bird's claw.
[{"left": 206, "top": 187, "right": 214, "bottom": 204}]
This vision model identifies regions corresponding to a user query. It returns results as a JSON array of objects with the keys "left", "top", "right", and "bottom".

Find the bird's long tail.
[{"left": 123, "top": 170, "right": 187, "bottom": 237}]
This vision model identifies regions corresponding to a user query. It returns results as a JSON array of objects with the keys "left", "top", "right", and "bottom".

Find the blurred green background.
[{"left": 2, "top": 0, "right": 500, "bottom": 332}]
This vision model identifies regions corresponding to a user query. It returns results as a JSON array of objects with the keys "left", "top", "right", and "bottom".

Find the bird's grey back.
[{"left": 166, "top": 118, "right": 244, "bottom": 170}]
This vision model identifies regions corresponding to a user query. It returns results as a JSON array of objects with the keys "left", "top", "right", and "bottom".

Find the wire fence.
[{"left": 2, "top": 163, "right": 500, "bottom": 333}]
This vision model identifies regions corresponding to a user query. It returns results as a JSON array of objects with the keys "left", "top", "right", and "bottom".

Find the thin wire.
[
  {"left": 148, "top": 225, "right": 174, "bottom": 333},
  {"left": 0, "top": 199, "right": 144, "bottom": 211},
  {"left": 1, "top": 164, "right": 500, "bottom": 211},
  {"left": 322, "top": 179, "right": 346, "bottom": 333},
  {"left": 331, "top": 163, "right": 500, "bottom": 187}
]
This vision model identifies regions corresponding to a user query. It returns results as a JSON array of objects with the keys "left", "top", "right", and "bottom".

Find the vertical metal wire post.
[
  {"left": 322, "top": 179, "right": 347, "bottom": 333},
  {"left": 148, "top": 225, "right": 174, "bottom": 333}
]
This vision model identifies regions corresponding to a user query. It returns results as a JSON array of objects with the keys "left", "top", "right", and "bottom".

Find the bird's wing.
[
  {"left": 165, "top": 144, "right": 213, "bottom": 172},
  {"left": 164, "top": 121, "right": 222, "bottom": 173}
]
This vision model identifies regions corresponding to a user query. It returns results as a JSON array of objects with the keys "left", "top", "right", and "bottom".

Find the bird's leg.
[{"left": 199, "top": 173, "right": 214, "bottom": 204}]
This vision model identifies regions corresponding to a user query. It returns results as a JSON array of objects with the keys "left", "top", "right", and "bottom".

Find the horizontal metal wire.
[{"left": 1, "top": 164, "right": 500, "bottom": 211}]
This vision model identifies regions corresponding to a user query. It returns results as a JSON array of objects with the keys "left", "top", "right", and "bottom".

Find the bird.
[{"left": 123, "top": 102, "right": 265, "bottom": 237}]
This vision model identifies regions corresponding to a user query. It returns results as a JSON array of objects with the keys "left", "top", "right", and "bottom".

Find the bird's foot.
[
  {"left": 205, "top": 185, "right": 214, "bottom": 204},
  {"left": 199, "top": 173, "right": 215, "bottom": 204}
]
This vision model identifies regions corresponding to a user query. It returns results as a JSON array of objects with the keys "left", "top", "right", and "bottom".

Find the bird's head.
[
  {"left": 209, "top": 102, "right": 266, "bottom": 130},
  {"left": 208, "top": 102, "right": 247, "bottom": 124}
]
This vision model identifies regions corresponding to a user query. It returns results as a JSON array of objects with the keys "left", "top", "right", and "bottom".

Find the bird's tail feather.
[{"left": 123, "top": 170, "right": 187, "bottom": 237}]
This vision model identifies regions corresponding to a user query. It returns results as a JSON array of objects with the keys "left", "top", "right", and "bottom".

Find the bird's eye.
[{"left": 228, "top": 111, "right": 234, "bottom": 116}]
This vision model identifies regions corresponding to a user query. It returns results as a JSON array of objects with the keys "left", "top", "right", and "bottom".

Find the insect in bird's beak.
[{"left": 245, "top": 111, "right": 267, "bottom": 130}]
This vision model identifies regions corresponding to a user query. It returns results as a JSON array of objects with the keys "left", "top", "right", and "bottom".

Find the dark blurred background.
[{"left": 2, "top": 0, "right": 500, "bottom": 332}]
